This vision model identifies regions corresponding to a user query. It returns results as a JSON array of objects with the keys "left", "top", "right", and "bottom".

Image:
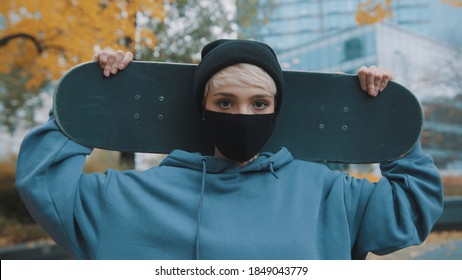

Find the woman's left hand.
[{"left": 357, "top": 66, "right": 393, "bottom": 97}]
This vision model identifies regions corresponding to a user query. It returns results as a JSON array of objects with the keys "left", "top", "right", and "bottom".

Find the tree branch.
[
  {"left": 42, "top": 44, "right": 66, "bottom": 53},
  {"left": 0, "top": 33, "right": 43, "bottom": 53}
]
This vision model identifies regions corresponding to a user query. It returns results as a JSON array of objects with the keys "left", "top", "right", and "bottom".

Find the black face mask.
[{"left": 203, "top": 110, "right": 276, "bottom": 163}]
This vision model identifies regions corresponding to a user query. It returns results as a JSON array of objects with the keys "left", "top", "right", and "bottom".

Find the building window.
[{"left": 344, "top": 37, "right": 363, "bottom": 61}]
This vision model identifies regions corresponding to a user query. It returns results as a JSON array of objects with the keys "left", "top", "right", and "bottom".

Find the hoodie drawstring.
[
  {"left": 195, "top": 158, "right": 207, "bottom": 260},
  {"left": 194, "top": 158, "right": 279, "bottom": 259},
  {"left": 269, "top": 161, "right": 279, "bottom": 179}
]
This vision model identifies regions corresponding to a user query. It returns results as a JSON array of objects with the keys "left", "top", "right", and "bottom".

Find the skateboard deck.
[{"left": 53, "top": 61, "right": 423, "bottom": 163}]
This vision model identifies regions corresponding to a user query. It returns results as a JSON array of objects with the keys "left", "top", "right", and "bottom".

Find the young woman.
[{"left": 16, "top": 39, "right": 442, "bottom": 260}]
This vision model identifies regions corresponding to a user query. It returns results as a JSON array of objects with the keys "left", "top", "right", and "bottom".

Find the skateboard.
[{"left": 53, "top": 61, "right": 423, "bottom": 163}]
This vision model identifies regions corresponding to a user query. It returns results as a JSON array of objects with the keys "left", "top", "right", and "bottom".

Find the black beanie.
[{"left": 194, "top": 39, "right": 284, "bottom": 114}]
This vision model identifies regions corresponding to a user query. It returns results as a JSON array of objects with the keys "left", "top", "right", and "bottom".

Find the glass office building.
[
  {"left": 275, "top": 23, "right": 462, "bottom": 169},
  {"left": 239, "top": 0, "right": 435, "bottom": 53},
  {"left": 276, "top": 25, "right": 377, "bottom": 73},
  {"left": 237, "top": 0, "right": 462, "bottom": 170},
  {"left": 238, "top": 0, "right": 461, "bottom": 86},
  {"left": 239, "top": 0, "right": 462, "bottom": 66}
]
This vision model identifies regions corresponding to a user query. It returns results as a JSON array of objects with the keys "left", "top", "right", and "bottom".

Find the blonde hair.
[{"left": 204, "top": 63, "right": 277, "bottom": 98}]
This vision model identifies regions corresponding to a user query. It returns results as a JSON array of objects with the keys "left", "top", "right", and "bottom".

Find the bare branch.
[{"left": 0, "top": 33, "right": 43, "bottom": 53}]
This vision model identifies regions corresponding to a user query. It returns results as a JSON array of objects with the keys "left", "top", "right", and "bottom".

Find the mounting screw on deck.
[
  {"left": 159, "top": 96, "right": 165, "bottom": 102},
  {"left": 158, "top": 114, "right": 164, "bottom": 120},
  {"left": 319, "top": 123, "right": 325, "bottom": 129},
  {"left": 342, "top": 124, "right": 348, "bottom": 130},
  {"left": 135, "top": 94, "right": 141, "bottom": 100},
  {"left": 343, "top": 107, "right": 349, "bottom": 112},
  {"left": 134, "top": 113, "right": 140, "bottom": 119}
]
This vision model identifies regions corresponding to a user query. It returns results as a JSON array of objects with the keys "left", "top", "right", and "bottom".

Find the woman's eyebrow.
[
  {"left": 211, "top": 92, "right": 235, "bottom": 97},
  {"left": 211, "top": 92, "right": 274, "bottom": 99},
  {"left": 251, "top": 94, "right": 274, "bottom": 99}
]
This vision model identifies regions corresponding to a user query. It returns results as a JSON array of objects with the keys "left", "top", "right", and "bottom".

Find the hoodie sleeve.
[
  {"left": 344, "top": 142, "right": 443, "bottom": 259},
  {"left": 15, "top": 116, "right": 109, "bottom": 259}
]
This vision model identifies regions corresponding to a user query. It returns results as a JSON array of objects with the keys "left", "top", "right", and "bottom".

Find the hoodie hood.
[
  {"left": 160, "top": 147, "right": 293, "bottom": 174},
  {"left": 159, "top": 147, "right": 293, "bottom": 259}
]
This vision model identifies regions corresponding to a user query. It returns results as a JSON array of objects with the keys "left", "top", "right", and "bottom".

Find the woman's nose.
[{"left": 235, "top": 104, "right": 252, "bottom": 115}]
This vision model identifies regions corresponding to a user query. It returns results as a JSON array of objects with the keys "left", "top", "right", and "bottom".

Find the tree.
[
  {"left": 235, "top": 0, "right": 276, "bottom": 40},
  {"left": 126, "top": 0, "right": 234, "bottom": 168},
  {"left": 441, "top": 0, "right": 462, "bottom": 7},
  {"left": 0, "top": 68, "right": 42, "bottom": 133},
  {"left": 356, "top": 0, "right": 462, "bottom": 26},
  {"left": 0, "top": 0, "right": 165, "bottom": 132},
  {"left": 355, "top": 0, "right": 393, "bottom": 26},
  {"left": 414, "top": 47, "right": 462, "bottom": 97},
  {"left": 138, "top": 0, "right": 234, "bottom": 63},
  {"left": 141, "top": 0, "right": 279, "bottom": 63}
]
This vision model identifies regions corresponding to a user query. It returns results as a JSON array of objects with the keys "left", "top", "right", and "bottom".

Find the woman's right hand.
[{"left": 93, "top": 50, "right": 134, "bottom": 77}]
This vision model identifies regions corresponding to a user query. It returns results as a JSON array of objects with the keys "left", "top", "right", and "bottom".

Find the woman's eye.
[
  {"left": 254, "top": 101, "right": 268, "bottom": 109},
  {"left": 218, "top": 100, "right": 232, "bottom": 108}
]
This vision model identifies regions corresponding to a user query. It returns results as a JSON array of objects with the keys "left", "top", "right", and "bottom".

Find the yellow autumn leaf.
[
  {"left": 356, "top": 0, "right": 393, "bottom": 26},
  {"left": 441, "top": 0, "right": 462, "bottom": 7}
]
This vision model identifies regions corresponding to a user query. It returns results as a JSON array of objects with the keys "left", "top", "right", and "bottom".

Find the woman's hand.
[
  {"left": 357, "top": 66, "right": 393, "bottom": 97},
  {"left": 93, "top": 50, "right": 134, "bottom": 77}
]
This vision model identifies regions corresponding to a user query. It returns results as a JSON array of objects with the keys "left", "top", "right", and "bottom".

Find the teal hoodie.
[{"left": 16, "top": 117, "right": 443, "bottom": 259}]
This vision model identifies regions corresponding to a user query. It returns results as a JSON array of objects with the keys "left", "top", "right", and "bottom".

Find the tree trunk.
[{"left": 119, "top": 151, "right": 135, "bottom": 170}]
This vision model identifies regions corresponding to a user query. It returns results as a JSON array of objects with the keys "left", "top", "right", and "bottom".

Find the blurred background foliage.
[{"left": 0, "top": 0, "right": 165, "bottom": 134}]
